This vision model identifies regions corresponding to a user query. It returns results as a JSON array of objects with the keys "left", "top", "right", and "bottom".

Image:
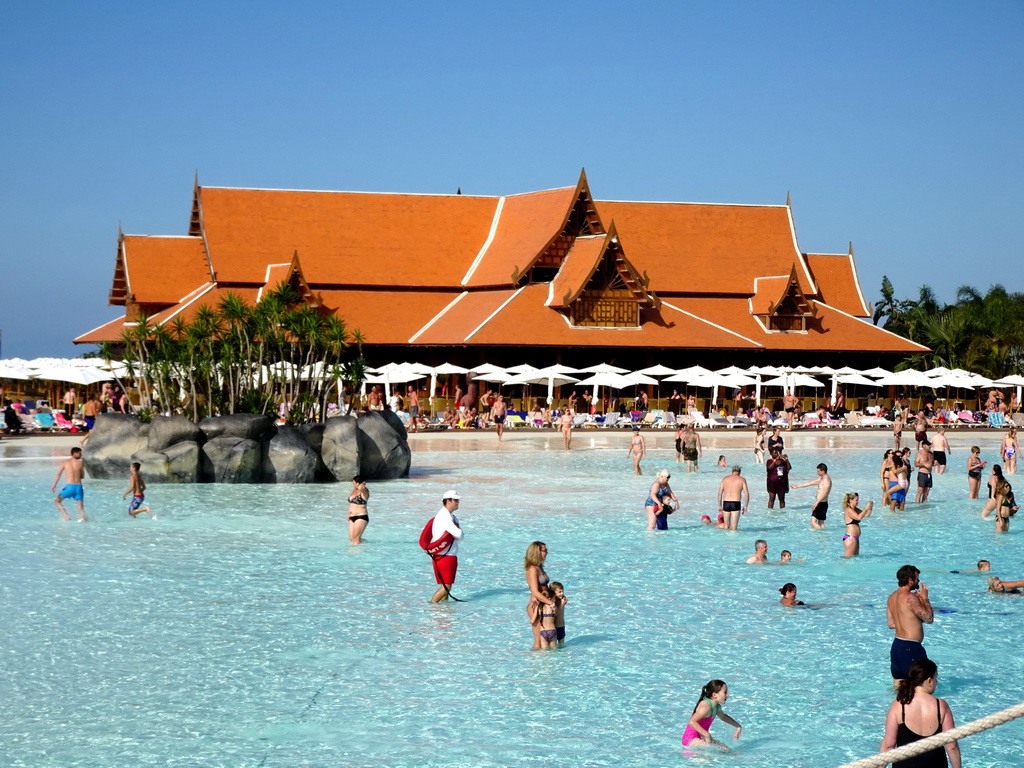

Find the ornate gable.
[
  {"left": 513, "top": 170, "right": 605, "bottom": 285},
  {"left": 109, "top": 228, "right": 129, "bottom": 305},
  {"left": 752, "top": 266, "right": 816, "bottom": 332},
  {"left": 257, "top": 250, "right": 323, "bottom": 308},
  {"left": 549, "top": 222, "right": 658, "bottom": 328}
]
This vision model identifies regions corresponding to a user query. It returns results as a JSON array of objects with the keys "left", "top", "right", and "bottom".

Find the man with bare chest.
[{"left": 886, "top": 565, "right": 933, "bottom": 683}]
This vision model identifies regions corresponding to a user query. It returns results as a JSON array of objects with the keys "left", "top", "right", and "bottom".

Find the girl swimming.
[{"left": 681, "top": 680, "right": 743, "bottom": 750}]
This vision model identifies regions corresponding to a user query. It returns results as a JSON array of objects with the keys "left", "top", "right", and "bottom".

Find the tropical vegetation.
[
  {"left": 873, "top": 277, "right": 1024, "bottom": 377},
  {"left": 100, "top": 282, "right": 367, "bottom": 423}
]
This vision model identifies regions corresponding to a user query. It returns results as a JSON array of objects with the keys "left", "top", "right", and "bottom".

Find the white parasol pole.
[
  {"left": 831, "top": 373, "right": 838, "bottom": 404},
  {"left": 712, "top": 384, "right": 719, "bottom": 412},
  {"left": 547, "top": 375, "right": 555, "bottom": 406},
  {"left": 755, "top": 375, "right": 762, "bottom": 408}
]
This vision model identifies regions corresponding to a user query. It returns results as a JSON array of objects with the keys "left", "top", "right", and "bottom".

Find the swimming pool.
[{"left": 1, "top": 431, "right": 1022, "bottom": 767}]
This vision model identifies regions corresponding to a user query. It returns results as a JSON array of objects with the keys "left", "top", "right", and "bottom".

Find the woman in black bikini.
[
  {"left": 347, "top": 475, "right": 369, "bottom": 545},
  {"left": 880, "top": 658, "right": 961, "bottom": 767},
  {"left": 841, "top": 492, "right": 873, "bottom": 558}
]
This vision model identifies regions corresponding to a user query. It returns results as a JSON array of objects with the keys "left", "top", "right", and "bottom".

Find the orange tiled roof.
[
  {"left": 676, "top": 296, "right": 928, "bottom": 352},
  {"left": 319, "top": 289, "right": 460, "bottom": 344},
  {"left": 412, "top": 284, "right": 762, "bottom": 349},
  {"left": 547, "top": 235, "right": 608, "bottom": 308},
  {"left": 749, "top": 276, "right": 790, "bottom": 316},
  {"left": 461, "top": 186, "right": 579, "bottom": 287},
  {"left": 123, "top": 236, "right": 211, "bottom": 304},
  {"left": 74, "top": 315, "right": 136, "bottom": 344},
  {"left": 596, "top": 201, "right": 816, "bottom": 295},
  {"left": 806, "top": 252, "right": 871, "bottom": 317},
  {"left": 199, "top": 187, "right": 499, "bottom": 287}
]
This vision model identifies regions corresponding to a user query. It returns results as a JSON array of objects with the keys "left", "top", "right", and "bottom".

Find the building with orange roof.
[{"left": 76, "top": 171, "right": 926, "bottom": 367}]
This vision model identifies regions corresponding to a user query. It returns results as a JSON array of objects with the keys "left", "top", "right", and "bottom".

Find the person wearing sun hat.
[{"left": 430, "top": 490, "right": 464, "bottom": 603}]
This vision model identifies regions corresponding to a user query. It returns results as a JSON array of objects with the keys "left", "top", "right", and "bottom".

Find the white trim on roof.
[
  {"left": 203, "top": 185, "right": 497, "bottom": 199},
  {"left": 814, "top": 301, "right": 930, "bottom": 352},
  {"left": 120, "top": 238, "right": 133, "bottom": 298},
  {"left": 460, "top": 197, "right": 505, "bottom": 285},
  {"left": 845, "top": 252, "right": 871, "bottom": 317},
  {"left": 785, "top": 206, "right": 817, "bottom": 294},
  {"left": 154, "top": 283, "right": 217, "bottom": 326},
  {"left": 256, "top": 263, "right": 292, "bottom": 302},
  {"left": 408, "top": 292, "right": 468, "bottom": 344},
  {"left": 464, "top": 287, "right": 525, "bottom": 342},
  {"left": 601, "top": 199, "right": 789, "bottom": 208},
  {"left": 660, "top": 300, "right": 764, "bottom": 348},
  {"left": 196, "top": 189, "right": 216, "bottom": 282},
  {"left": 120, "top": 234, "right": 199, "bottom": 239}
]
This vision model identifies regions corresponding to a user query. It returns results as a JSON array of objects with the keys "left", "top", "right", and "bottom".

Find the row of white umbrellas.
[
  {"left": 360, "top": 362, "right": 1023, "bottom": 406},
  {"left": 0, "top": 357, "right": 127, "bottom": 385}
]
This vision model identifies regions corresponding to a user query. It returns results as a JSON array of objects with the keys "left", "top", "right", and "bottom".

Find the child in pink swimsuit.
[{"left": 681, "top": 680, "right": 743, "bottom": 750}]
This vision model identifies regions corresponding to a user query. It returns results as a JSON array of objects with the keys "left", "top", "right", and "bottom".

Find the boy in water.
[
  {"left": 551, "top": 581, "right": 568, "bottom": 646},
  {"left": 123, "top": 462, "right": 153, "bottom": 518}
]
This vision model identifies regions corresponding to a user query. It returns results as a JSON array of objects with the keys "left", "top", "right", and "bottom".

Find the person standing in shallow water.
[
  {"left": 792, "top": 463, "right": 832, "bottom": 529},
  {"left": 627, "top": 425, "right": 646, "bottom": 475},
  {"left": 347, "top": 476, "right": 369, "bottom": 544},
  {"left": 887, "top": 565, "right": 933, "bottom": 685},
  {"left": 681, "top": 424, "right": 702, "bottom": 472},
  {"left": 880, "top": 658, "right": 961, "bottom": 768},
  {"left": 524, "top": 541, "right": 554, "bottom": 650}
]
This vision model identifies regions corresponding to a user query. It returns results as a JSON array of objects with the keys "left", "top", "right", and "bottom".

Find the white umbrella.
[
  {"left": 30, "top": 365, "right": 110, "bottom": 386},
  {"left": 472, "top": 371, "right": 513, "bottom": 384},
  {"left": 506, "top": 367, "right": 581, "bottom": 405},
  {"left": 621, "top": 372, "right": 658, "bottom": 386},
  {"left": 579, "top": 363, "right": 629, "bottom": 374},
  {"left": 993, "top": 375, "right": 1024, "bottom": 386},
  {"left": 575, "top": 371, "right": 630, "bottom": 405},
  {"left": 833, "top": 366, "right": 860, "bottom": 375},
  {"left": 470, "top": 363, "right": 506, "bottom": 375},
  {"left": 0, "top": 362, "right": 32, "bottom": 380},
  {"left": 748, "top": 365, "right": 784, "bottom": 375},
  {"left": 763, "top": 374, "right": 824, "bottom": 389},
  {"left": 837, "top": 373, "right": 882, "bottom": 387},
  {"left": 874, "top": 370, "right": 933, "bottom": 387},
  {"left": 505, "top": 363, "right": 541, "bottom": 374},
  {"left": 635, "top": 364, "right": 676, "bottom": 376},
  {"left": 861, "top": 366, "right": 892, "bottom": 378},
  {"left": 716, "top": 365, "right": 749, "bottom": 376}
]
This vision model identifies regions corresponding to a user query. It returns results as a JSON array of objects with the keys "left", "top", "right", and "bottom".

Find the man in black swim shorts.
[
  {"left": 792, "top": 463, "right": 832, "bottom": 530},
  {"left": 886, "top": 565, "right": 933, "bottom": 683}
]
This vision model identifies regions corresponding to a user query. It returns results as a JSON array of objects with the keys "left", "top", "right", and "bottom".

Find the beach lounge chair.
[
  {"left": 660, "top": 411, "right": 677, "bottom": 428},
  {"left": 843, "top": 412, "right": 864, "bottom": 428},
  {"left": 1011, "top": 413, "right": 1024, "bottom": 428},
  {"left": 859, "top": 413, "right": 891, "bottom": 428},
  {"left": 506, "top": 414, "right": 526, "bottom": 429},
  {"left": 33, "top": 412, "right": 58, "bottom": 431},
  {"left": 53, "top": 411, "right": 75, "bottom": 431},
  {"left": 988, "top": 412, "right": 1007, "bottom": 428},
  {"left": 639, "top": 411, "right": 660, "bottom": 427},
  {"left": 708, "top": 413, "right": 739, "bottom": 428},
  {"left": 17, "top": 414, "right": 38, "bottom": 432},
  {"left": 601, "top": 412, "right": 621, "bottom": 428}
]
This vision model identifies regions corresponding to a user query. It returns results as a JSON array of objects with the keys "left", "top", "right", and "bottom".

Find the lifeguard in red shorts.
[{"left": 430, "top": 490, "right": 464, "bottom": 603}]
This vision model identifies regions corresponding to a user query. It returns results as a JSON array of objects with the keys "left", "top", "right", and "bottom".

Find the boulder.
[
  {"left": 357, "top": 411, "right": 411, "bottom": 479},
  {"left": 200, "top": 436, "right": 263, "bottom": 483},
  {"left": 129, "top": 439, "right": 200, "bottom": 483},
  {"left": 320, "top": 415, "right": 360, "bottom": 481},
  {"left": 82, "top": 414, "right": 150, "bottom": 479},
  {"left": 298, "top": 423, "right": 333, "bottom": 481},
  {"left": 147, "top": 415, "right": 204, "bottom": 452},
  {"left": 263, "top": 425, "right": 317, "bottom": 484},
  {"left": 198, "top": 414, "right": 276, "bottom": 443}
]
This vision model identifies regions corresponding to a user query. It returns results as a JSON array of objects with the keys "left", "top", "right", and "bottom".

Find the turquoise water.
[{"left": 1, "top": 432, "right": 1022, "bottom": 767}]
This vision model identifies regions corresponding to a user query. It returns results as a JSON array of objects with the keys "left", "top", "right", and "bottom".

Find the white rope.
[{"left": 834, "top": 700, "right": 1024, "bottom": 768}]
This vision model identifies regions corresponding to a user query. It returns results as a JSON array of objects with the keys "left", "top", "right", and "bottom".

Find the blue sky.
[{"left": 1, "top": 2, "right": 1021, "bottom": 359}]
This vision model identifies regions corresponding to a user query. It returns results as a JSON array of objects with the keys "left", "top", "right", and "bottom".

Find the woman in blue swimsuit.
[{"left": 645, "top": 470, "right": 678, "bottom": 530}]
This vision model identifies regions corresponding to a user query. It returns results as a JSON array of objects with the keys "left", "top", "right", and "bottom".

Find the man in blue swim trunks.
[
  {"left": 886, "top": 565, "right": 933, "bottom": 684},
  {"left": 52, "top": 446, "right": 88, "bottom": 522}
]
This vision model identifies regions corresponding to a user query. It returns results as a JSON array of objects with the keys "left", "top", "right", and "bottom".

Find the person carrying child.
[
  {"left": 681, "top": 679, "right": 743, "bottom": 750},
  {"left": 528, "top": 585, "right": 559, "bottom": 649},
  {"left": 123, "top": 461, "right": 153, "bottom": 518}
]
